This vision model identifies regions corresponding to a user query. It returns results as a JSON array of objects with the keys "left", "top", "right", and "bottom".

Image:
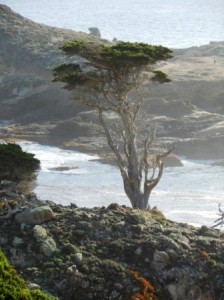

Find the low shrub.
[{"left": 0, "top": 250, "right": 57, "bottom": 299}]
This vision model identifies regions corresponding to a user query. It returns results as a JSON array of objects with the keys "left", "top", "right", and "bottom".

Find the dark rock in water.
[
  {"left": 164, "top": 153, "right": 183, "bottom": 167},
  {"left": 49, "top": 166, "right": 79, "bottom": 172}
]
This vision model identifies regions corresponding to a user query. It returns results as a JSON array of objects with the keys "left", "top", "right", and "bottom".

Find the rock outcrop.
[
  {"left": 15, "top": 206, "right": 55, "bottom": 225},
  {"left": 0, "top": 182, "right": 224, "bottom": 299},
  {"left": 0, "top": 5, "right": 224, "bottom": 161},
  {"left": 0, "top": 4, "right": 100, "bottom": 123}
]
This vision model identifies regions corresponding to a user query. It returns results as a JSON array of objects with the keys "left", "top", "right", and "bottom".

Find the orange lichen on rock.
[
  {"left": 199, "top": 250, "right": 210, "bottom": 261},
  {"left": 129, "top": 271, "right": 157, "bottom": 300},
  {"left": 131, "top": 293, "right": 146, "bottom": 300}
]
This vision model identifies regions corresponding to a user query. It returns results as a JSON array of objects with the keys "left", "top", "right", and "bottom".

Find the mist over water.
[
  {"left": 20, "top": 141, "right": 224, "bottom": 227},
  {"left": 1, "top": 0, "right": 224, "bottom": 48}
]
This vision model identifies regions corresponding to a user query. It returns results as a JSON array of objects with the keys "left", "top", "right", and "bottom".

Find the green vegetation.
[
  {"left": 0, "top": 143, "right": 37, "bottom": 161},
  {"left": 0, "top": 250, "right": 57, "bottom": 299},
  {"left": 152, "top": 70, "right": 171, "bottom": 83},
  {"left": 101, "top": 42, "right": 172, "bottom": 65},
  {"left": 0, "top": 143, "right": 40, "bottom": 182},
  {"left": 55, "top": 40, "right": 172, "bottom": 89},
  {"left": 59, "top": 40, "right": 172, "bottom": 66}
]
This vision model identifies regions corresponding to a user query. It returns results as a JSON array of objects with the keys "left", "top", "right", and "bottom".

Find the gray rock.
[
  {"left": 88, "top": 27, "right": 101, "bottom": 38},
  {"left": 73, "top": 252, "right": 83, "bottom": 263},
  {"left": 33, "top": 225, "right": 48, "bottom": 239},
  {"left": 33, "top": 225, "right": 57, "bottom": 257},
  {"left": 160, "top": 236, "right": 181, "bottom": 252},
  {"left": 40, "top": 237, "right": 57, "bottom": 257},
  {"left": 15, "top": 206, "right": 55, "bottom": 224},
  {"left": 161, "top": 267, "right": 195, "bottom": 300},
  {"left": 152, "top": 250, "right": 171, "bottom": 271},
  {"left": 26, "top": 282, "right": 41, "bottom": 290},
  {"left": 12, "top": 237, "right": 25, "bottom": 247},
  {"left": 66, "top": 265, "right": 79, "bottom": 275}
]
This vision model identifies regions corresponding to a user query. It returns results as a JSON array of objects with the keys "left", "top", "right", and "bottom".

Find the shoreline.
[
  {"left": 6, "top": 137, "right": 223, "bottom": 228},
  {"left": 1, "top": 133, "right": 184, "bottom": 167}
]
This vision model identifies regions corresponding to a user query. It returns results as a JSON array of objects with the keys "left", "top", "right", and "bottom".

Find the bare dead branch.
[
  {"left": 133, "top": 92, "right": 143, "bottom": 122},
  {"left": 98, "top": 109, "right": 126, "bottom": 170},
  {"left": 212, "top": 204, "right": 224, "bottom": 228}
]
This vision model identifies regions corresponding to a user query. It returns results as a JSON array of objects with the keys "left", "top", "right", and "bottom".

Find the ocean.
[
  {"left": 19, "top": 141, "right": 224, "bottom": 227},
  {"left": 1, "top": 1, "right": 224, "bottom": 226},
  {"left": 1, "top": 0, "right": 224, "bottom": 48}
]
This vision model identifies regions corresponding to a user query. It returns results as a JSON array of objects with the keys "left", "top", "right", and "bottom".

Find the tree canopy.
[
  {"left": 54, "top": 40, "right": 172, "bottom": 88},
  {"left": 54, "top": 40, "right": 172, "bottom": 209}
]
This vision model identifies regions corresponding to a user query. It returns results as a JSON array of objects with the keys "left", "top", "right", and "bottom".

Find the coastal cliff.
[{"left": 0, "top": 5, "right": 224, "bottom": 161}]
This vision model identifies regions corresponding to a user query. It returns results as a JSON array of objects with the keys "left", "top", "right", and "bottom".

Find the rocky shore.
[{"left": 1, "top": 180, "right": 224, "bottom": 300}]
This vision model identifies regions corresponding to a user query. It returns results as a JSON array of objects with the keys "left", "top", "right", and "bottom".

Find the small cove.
[{"left": 19, "top": 140, "right": 224, "bottom": 228}]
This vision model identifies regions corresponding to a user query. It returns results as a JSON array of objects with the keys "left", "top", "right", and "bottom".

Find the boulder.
[
  {"left": 88, "top": 27, "right": 101, "bottom": 38},
  {"left": 33, "top": 225, "right": 57, "bottom": 257},
  {"left": 15, "top": 206, "right": 55, "bottom": 224}
]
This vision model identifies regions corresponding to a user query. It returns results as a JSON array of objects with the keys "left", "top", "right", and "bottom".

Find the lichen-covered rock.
[
  {"left": 152, "top": 250, "right": 171, "bottom": 271},
  {"left": 15, "top": 206, "right": 55, "bottom": 224},
  {"left": 40, "top": 236, "right": 57, "bottom": 257},
  {"left": 161, "top": 267, "right": 196, "bottom": 300},
  {"left": 33, "top": 225, "right": 57, "bottom": 257},
  {"left": 1, "top": 185, "right": 224, "bottom": 300}
]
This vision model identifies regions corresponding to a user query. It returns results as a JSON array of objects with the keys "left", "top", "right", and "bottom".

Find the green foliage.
[
  {"left": 151, "top": 70, "right": 171, "bottom": 83},
  {"left": 0, "top": 143, "right": 36, "bottom": 161},
  {"left": 54, "top": 40, "right": 172, "bottom": 90},
  {"left": 101, "top": 42, "right": 172, "bottom": 66},
  {"left": 58, "top": 40, "right": 172, "bottom": 67},
  {"left": 59, "top": 39, "right": 105, "bottom": 56},
  {"left": 0, "top": 251, "right": 57, "bottom": 299},
  {"left": 60, "top": 40, "right": 86, "bottom": 54},
  {"left": 53, "top": 63, "right": 82, "bottom": 74},
  {"left": 53, "top": 63, "right": 88, "bottom": 88},
  {"left": 0, "top": 143, "right": 40, "bottom": 181},
  {"left": 0, "top": 143, "right": 39, "bottom": 169}
]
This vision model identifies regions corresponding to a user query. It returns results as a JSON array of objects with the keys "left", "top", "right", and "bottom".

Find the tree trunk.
[
  {"left": 122, "top": 176, "right": 150, "bottom": 209},
  {"left": 99, "top": 104, "right": 170, "bottom": 210}
]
